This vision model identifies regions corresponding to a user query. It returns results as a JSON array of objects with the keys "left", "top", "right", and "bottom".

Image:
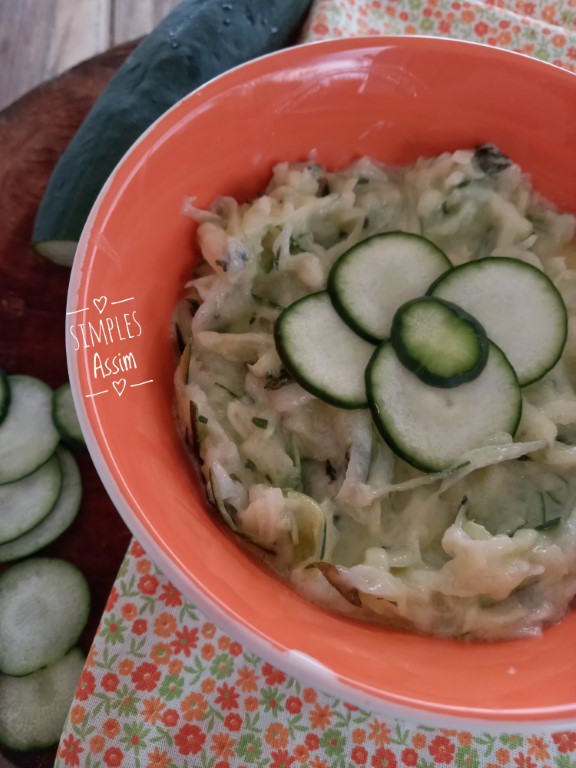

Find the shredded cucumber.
[{"left": 177, "top": 149, "right": 576, "bottom": 640}]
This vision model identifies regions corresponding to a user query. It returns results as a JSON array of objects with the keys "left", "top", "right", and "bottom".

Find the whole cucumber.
[{"left": 32, "top": 0, "right": 312, "bottom": 266}]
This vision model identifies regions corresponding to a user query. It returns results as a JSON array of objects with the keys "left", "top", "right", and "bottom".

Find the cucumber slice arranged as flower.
[
  {"left": 0, "top": 376, "right": 59, "bottom": 484},
  {"left": 274, "top": 292, "right": 375, "bottom": 409},
  {"left": 0, "top": 558, "right": 90, "bottom": 676},
  {"left": 328, "top": 232, "right": 452, "bottom": 342},
  {"left": 0, "top": 647, "right": 85, "bottom": 751},
  {"left": 390, "top": 297, "right": 489, "bottom": 388},
  {"left": 429, "top": 257, "right": 567, "bottom": 386},
  {"left": 366, "top": 341, "right": 522, "bottom": 472},
  {"left": 0, "top": 454, "right": 62, "bottom": 545}
]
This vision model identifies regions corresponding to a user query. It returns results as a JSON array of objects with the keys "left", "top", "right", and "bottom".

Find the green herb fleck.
[
  {"left": 289, "top": 236, "right": 305, "bottom": 255},
  {"left": 215, "top": 383, "right": 239, "bottom": 398},
  {"left": 534, "top": 516, "right": 561, "bottom": 532},
  {"left": 252, "top": 417, "right": 268, "bottom": 429},
  {"left": 325, "top": 460, "right": 337, "bottom": 481}
]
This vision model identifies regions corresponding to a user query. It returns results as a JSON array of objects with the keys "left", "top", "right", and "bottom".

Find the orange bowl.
[{"left": 67, "top": 36, "right": 576, "bottom": 731}]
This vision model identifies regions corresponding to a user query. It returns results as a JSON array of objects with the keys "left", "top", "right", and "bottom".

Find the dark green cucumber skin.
[
  {"left": 0, "top": 371, "right": 9, "bottom": 426},
  {"left": 32, "top": 0, "right": 312, "bottom": 251},
  {"left": 390, "top": 297, "right": 489, "bottom": 388}
]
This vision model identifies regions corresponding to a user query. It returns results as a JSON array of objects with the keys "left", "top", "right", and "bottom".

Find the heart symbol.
[
  {"left": 93, "top": 296, "right": 107, "bottom": 314},
  {"left": 113, "top": 379, "right": 126, "bottom": 397}
]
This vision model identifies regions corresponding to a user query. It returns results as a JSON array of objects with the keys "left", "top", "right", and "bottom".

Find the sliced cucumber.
[
  {"left": 0, "top": 558, "right": 90, "bottom": 676},
  {"left": 0, "top": 647, "right": 85, "bottom": 751},
  {"left": 0, "top": 370, "right": 9, "bottom": 425},
  {"left": 274, "top": 292, "right": 375, "bottom": 409},
  {"left": 52, "top": 382, "right": 86, "bottom": 448},
  {"left": 366, "top": 341, "right": 522, "bottom": 472},
  {"left": 284, "top": 490, "right": 327, "bottom": 562},
  {"left": 390, "top": 297, "right": 489, "bottom": 388},
  {"left": 429, "top": 257, "right": 567, "bottom": 386},
  {"left": 0, "top": 448, "right": 82, "bottom": 563},
  {"left": 328, "top": 232, "right": 451, "bottom": 343},
  {"left": 0, "top": 376, "right": 60, "bottom": 484},
  {"left": 0, "top": 453, "right": 61, "bottom": 545}
]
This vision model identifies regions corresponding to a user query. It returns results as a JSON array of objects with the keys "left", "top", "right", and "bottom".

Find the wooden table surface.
[{"left": 0, "top": 0, "right": 181, "bottom": 111}]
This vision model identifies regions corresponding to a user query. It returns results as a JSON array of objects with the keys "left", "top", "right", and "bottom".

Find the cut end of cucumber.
[{"left": 32, "top": 240, "right": 77, "bottom": 268}]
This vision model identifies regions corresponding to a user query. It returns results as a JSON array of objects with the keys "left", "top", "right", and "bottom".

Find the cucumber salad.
[{"left": 174, "top": 146, "right": 576, "bottom": 640}]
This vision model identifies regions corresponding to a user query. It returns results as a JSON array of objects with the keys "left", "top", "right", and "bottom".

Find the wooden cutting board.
[{"left": 0, "top": 42, "right": 138, "bottom": 768}]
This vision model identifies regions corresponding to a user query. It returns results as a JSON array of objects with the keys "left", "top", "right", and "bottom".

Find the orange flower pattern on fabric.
[
  {"left": 301, "top": 0, "right": 576, "bottom": 71},
  {"left": 55, "top": 543, "right": 576, "bottom": 767}
]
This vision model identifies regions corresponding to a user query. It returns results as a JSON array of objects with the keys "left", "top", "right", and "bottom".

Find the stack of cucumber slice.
[
  {"left": 0, "top": 373, "right": 89, "bottom": 750},
  {"left": 0, "top": 559, "right": 89, "bottom": 750},
  {"left": 275, "top": 232, "right": 568, "bottom": 472},
  {"left": 0, "top": 376, "right": 84, "bottom": 562}
]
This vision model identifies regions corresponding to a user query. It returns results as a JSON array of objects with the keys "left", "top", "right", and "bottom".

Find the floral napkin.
[
  {"left": 56, "top": 542, "right": 576, "bottom": 768},
  {"left": 302, "top": 0, "right": 576, "bottom": 71},
  {"left": 55, "top": 1, "right": 576, "bottom": 766}
]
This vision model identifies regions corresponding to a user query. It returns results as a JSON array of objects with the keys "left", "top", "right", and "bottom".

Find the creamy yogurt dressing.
[{"left": 174, "top": 148, "right": 576, "bottom": 640}]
